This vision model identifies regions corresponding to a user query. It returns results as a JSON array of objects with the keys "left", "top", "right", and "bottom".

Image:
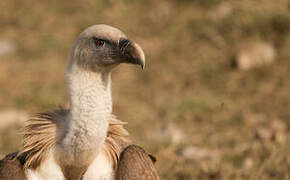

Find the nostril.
[{"left": 119, "top": 38, "right": 131, "bottom": 52}]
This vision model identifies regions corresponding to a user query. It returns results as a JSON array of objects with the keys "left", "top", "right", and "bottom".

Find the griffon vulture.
[{"left": 0, "top": 24, "right": 159, "bottom": 180}]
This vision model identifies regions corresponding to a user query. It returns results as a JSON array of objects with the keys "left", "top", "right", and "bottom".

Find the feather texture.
[
  {"left": 0, "top": 152, "right": 27, "bottom": 180},
  {"left": 116, "top": 145, "right": 159, "bottom": 180},
  {"left": 102, "top": 115, "right": 130, "bottom": 170},
  {"left": 16, "top": 107, "right": 129, "bottom": 171}
]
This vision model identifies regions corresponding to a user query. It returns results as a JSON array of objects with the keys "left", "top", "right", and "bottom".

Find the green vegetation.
[{"left": 0, "top": 0, "right": 290, "bottom": 179}]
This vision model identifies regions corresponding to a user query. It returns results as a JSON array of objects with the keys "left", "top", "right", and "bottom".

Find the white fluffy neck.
[{"left": 57, "top": 64, "right": 112, "bottom": 168}]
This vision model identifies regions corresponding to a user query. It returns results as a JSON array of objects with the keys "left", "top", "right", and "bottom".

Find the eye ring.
[{"left": 93, "top": 38, "right": 105, "bottom": 47}]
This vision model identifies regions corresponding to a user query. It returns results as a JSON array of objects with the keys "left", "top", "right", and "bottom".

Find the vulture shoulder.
[
  {"left": 0, "top": 107, "right": 129, "bottom": 175},
  {"left": 116, "top": 145, "right": 159, "bottom": 180},
  {"left": 0, "top": 152, "right": 27, "bottom": 180}
]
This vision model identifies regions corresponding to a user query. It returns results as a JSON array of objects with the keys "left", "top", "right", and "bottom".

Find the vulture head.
[{"left": 69, "top": 24, "right": 145, "bottom": 72}]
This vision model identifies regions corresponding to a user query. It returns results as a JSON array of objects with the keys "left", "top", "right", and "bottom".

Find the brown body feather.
[
  {"left": 116, "top": 145, "right": 159, "bottom": 180},
  {"left": 0, "top": 152, "right": 27, "bottom": 180}
]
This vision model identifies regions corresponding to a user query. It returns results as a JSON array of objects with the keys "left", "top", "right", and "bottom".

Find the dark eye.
[{"left": 93, "top": 38, "right": 105, "bottom": 47}]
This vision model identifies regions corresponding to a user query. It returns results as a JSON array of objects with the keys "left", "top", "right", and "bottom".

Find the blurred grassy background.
[{"left": 1, "top": 0, "right": 290, "bottom": 179}]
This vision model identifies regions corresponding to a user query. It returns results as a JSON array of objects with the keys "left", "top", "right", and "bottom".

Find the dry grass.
[{"left": 1, "top": 0, "right": 290, "bottom": 179}]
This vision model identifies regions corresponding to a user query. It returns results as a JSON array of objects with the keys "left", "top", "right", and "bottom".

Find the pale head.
[{"left": 68, "top": 24, "right": 145, "bottom": 72}]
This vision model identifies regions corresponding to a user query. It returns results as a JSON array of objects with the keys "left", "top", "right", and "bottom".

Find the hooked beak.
[{"left": 119, "top": 38, "right": 145, "bottom": 70}]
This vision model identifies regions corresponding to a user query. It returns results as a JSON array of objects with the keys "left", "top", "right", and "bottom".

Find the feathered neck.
[
  {"left": 67, "top": 64, "right": 112, "bottom": 116},
  {"left": 56, "top": 63, "right": 113, "bottom": 170}
]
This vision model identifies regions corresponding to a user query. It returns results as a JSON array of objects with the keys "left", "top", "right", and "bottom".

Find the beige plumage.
[
  {"left": 0, "top": 24, "right": 159, "bottom": 180},
  {"left": 18, "top": 108, "right": 129, "bottom": 170},
  {"left": 0, "top": 110, "right": 130, "bottom": 179}
]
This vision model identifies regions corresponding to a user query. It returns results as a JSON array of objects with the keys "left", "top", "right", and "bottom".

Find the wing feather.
[
  {"left": 0, "top": 152, "right": 27, "bottom": 180},
  {"left": 116, "top": 145, "right": 159, "bottom": 180}
]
